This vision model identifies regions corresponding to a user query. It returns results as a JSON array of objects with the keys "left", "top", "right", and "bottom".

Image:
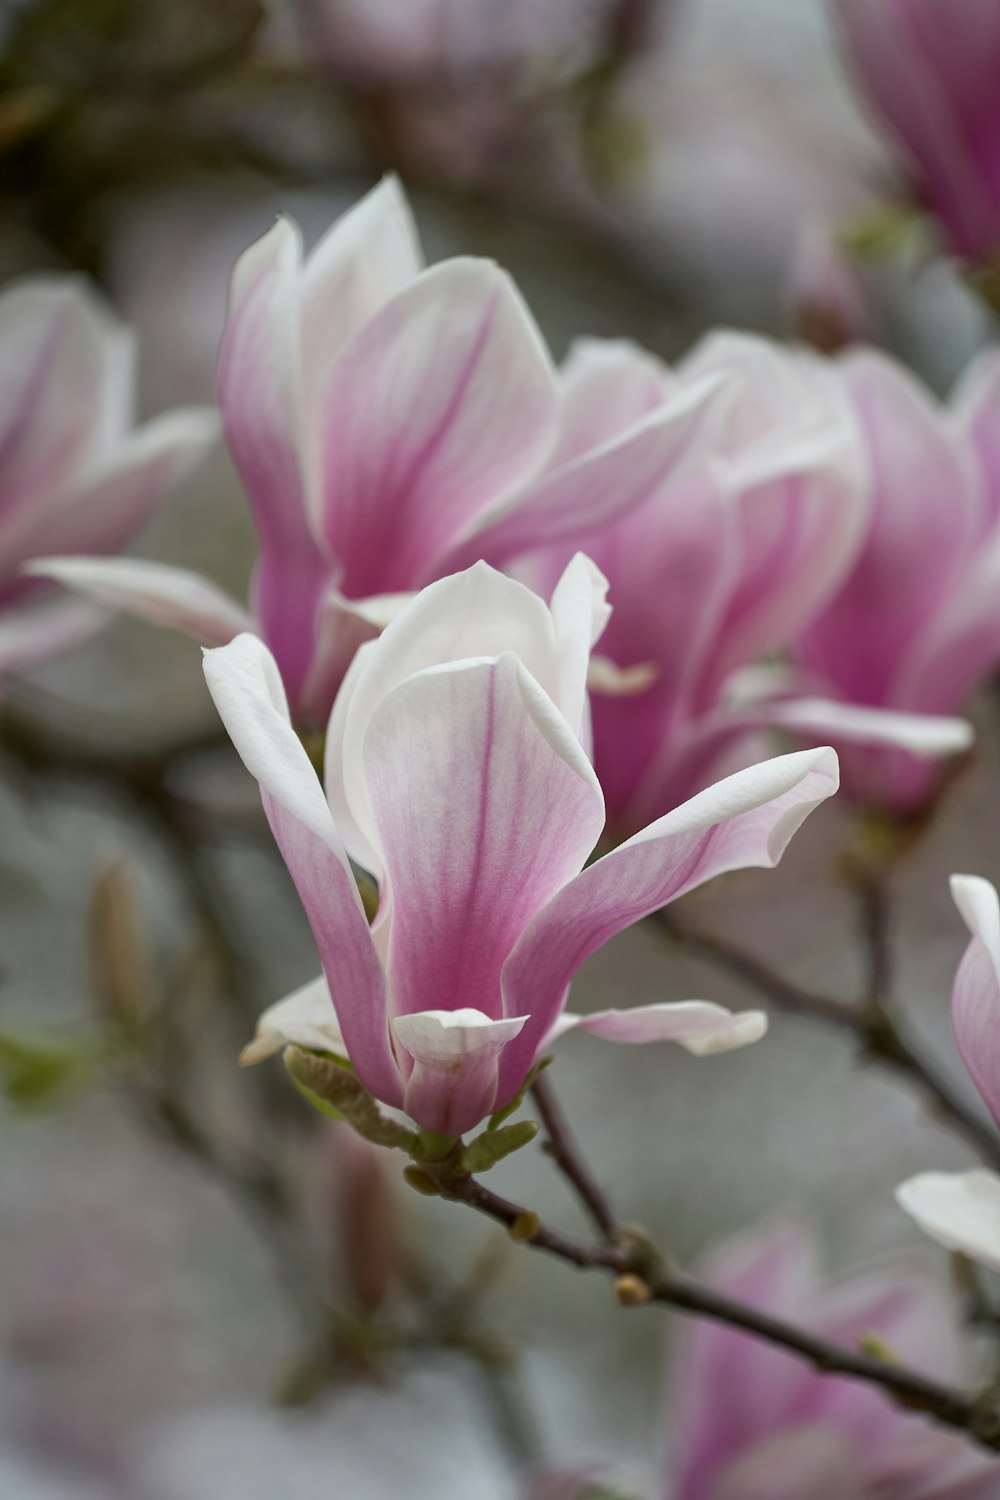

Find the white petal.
[
  {"left": 28, "top": 555, "right": 253, "bottom": 645},
  {"left": 896, "top": 1170, "right": 1000, "bottom": 1272},
  {"left": 240, "top": 975, "right": 345, "bottom": 1065},
  {"left": 764, "top": 697, "right": 974, "bottom": 756},
  {"left": 552, "top": 1001, "right": 768, "bottom": 1054}
]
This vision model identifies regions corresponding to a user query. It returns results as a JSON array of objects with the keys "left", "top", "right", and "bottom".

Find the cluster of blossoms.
[
  {"left": 8, "top": 148, "right": 1000, "bottom": 1488},
  {"left": 8, "top": 173, "right": 1000, "bottom": 1144}
]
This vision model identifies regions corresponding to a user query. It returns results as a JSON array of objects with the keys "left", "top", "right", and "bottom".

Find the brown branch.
[
  {"left": 531, "top": 1071, "right": 619, "bottom": 1242},
  {"left": 421, "top": 1129, "right": 1000, "bottom": 1455},
  {"left": 653, "top": 909, "right": 1000, "bottom": 1173}
]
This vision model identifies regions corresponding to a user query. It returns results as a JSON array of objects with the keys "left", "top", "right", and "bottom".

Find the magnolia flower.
[
  {"left": 832, "top": 0, "right": 1000, "bottom": 264},
  {"left": 0, "top": 275, "right": 214, "bottom": 681},
  {"left": 796, "top": 349, "right": 1000, "bottom": 815},
  {"left": 898, "top": 875, "right": 1000, "bottom": 1273},
  {"left": 212, "top": 558, "right": 838, "bottom": 1137},
  {"left": 664, "top": 1223, "right": 1000, "bottom": 1500},
  {"left": 527, "top": 331, "right": 950, "bottom": 833},
  {"left": 37, "top": 177, "right": 721, "bottom": 728}
]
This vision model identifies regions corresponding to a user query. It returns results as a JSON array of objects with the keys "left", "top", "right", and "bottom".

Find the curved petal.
[
  {"left": 702, "top": 420, "right": 866, "bottom": 699},
  {"left": 763, "top": 697, "right": 973, "bottom": 758},
  {"left": 240, "top": 975, "right": 345, "bottom": 1065},
  {"left": 448, "top": 373, "right": 727, "bottom": 572},
  {"left": 498, "top": 747, "right": 839, "bottom": 1095},
  {"left": 799, "top": 351, "right": 983, "bottom": 706},
  {"left": 218, "top": 217, "right": 331, "bottom": 704},
  {"left": 547, "top": 552, "right": 610, "bottom": 744},
  {"left": 896, "top": 1170, "right": 1000, "bottom": 1273},
  {"left": 0, "top": 276, "right": 134, "bottom": 525},
  {"left": 301, "top": 175, "right": 424, "bottom": 399},
  {"left": 392, "top": 1009, "right": 528, "bottom": 1135},
  {"left": 363, "top": 654, "right": 605, "bottom": 1030},
  {"left": 832, "top": 0, "right": 1000, "bottom": 260},
  {"left": 324, "top": 561, "right": 580, "bottom": 875},
  {"left": 891, "top": 531, "right": 1000, "bottom": 721},
  {"left": 951, "top": 874, "right": 1000, "bottom": 1128},
  {"left": 202, "top": 633, "right": 398, "bottom": 1103},
  {"left": 0, "top": 409, "right": 217, "bottom": 579},
  {"left": 314, "top": 258, "right": 558, "bottom": 595},
  {"left": 551, "top": 337, "right": 669, "bottom": 458},
  {"left": 28, "top": 555, "right": 252, "bottom": 645},
  {"left": 550, "top": 1000, "right": 767, "bottom": 1053}
]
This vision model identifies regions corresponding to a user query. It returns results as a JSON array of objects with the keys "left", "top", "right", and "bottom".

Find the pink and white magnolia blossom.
[
  {"left": 38, "top": 177, "right": 722, "bottom": 728},
  {"left": 209, "top": 558, "right": 838, "bottom": 1137},
  {"left": 528, "top": 331, "right": 952, "bottom": 833},
  {"left": 898, "top": 875, "right": 1000, "bottom": 1273},
  {"left": 0, "top": 276, "right": 214, "bottom": 680},
  {"left": 831, "top": 0, "right": 1000, "bottom": 264},
  {"left": 663, "top": 1223, "right": 1000, "bottom": 1500},
  {"left": 796, "top": 349, "right": 1000, "bottom": 815}
]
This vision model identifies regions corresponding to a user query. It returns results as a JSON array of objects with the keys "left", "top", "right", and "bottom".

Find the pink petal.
[
  {"left": 300, "top": 176, "right": 424, "bottom": 469},
  {"left": 0, "top": 408, "right": 216, "bottom": 585},
  {"left": 392, "top": 1009, "right": 528, "bottom": 1135},
  {"left": 667, "top": 1224, "right": 824, "bottom": 1500},
  {"left": 0, "top": 276, "right": 134, "bottom": 525},
  {"left": 951, "top": 874, "right": 1000, "bottom": 1128},
  {"left": 217, "top": 218, "right": 332, "bottom": 705},
  {"left": 325, "top": 560, "right": 592, "bottom": 878},
  {"left": 498, "top": 747, "right": 838, "bottom": 1096},
  {"left": 799, "top": 351, "right": 982, "bottom": 707},
  {"left": 363, "top": 653, "right": 604, "bottom": 1030},
  {"left": 547, "top": 337, "right": 670, "bottom": 464},
  {"left": 447, "top": 372, "right": 726, "bottom": 572},
  {"left": 551, "top": 1000, "right": 767, "bottom": 1053},
  {"left": 314, "top": 258, "right": 558, "bottom": 595},
  {"left": 202, "top": 633, "right": 398, "bottom": 1104},
  {"left": 832, "top": 0, "right": 1000, "bottom": 259},
  {"left": 28, "top": 555, "right": 252, "bottom": 645}
]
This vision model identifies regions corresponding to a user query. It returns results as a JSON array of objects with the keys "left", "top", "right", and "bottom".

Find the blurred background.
[{"left": 2, "top": 1, "right": 1000, "bottom": 1496}]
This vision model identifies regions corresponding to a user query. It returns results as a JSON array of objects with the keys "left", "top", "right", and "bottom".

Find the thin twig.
[
  {"left": 653, "top": 910, "right": 1000, "bottom": 1172},
  {"left": 531, "top": 1072, "right": 619, "bottom": 1242},
  {"left": 420, "top": 1122, "right": 1000, "bottom": 1456}
]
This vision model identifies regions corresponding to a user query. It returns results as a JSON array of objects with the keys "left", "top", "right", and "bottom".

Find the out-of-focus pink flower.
[
  {"left": 0, "top": 276, "right": 214, "bottom": 681},
  {"left": 525, "top": 331, "right": 922, "bottom": 833},
  {"left": 796, "top": 349, "right": 1000, "bottom": 815},
  {"left": 664, "top": 1222, "right": 1000, "bottom": 1500},
  {"left": 832, "top": 0, "right": 1000, "bottom": 264},
  {"left": 214, "top": 558, "right": 838, "bottom": 1137},
  {"left": 898, "top": 875, "right": 1000, "bottom": 1274},
  {"left": 39, "top": 178, "right": 722, "bottom": 728}
]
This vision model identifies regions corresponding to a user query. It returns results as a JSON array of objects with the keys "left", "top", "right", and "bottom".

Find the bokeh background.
[{"left": 2, "top": 1, "right": 999, "bottom": 1495}]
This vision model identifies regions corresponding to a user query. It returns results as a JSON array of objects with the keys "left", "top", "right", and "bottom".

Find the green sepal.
[
  {"left": 288, "top": 1072, "right": 344, "bottom": 1121},
  {"left": 284, "top": 1046, "right": 418, "bottom": 1152},
  {"left": 460, "top": 1119, "right": 538, "bottom": 1174},
  {"left": 487, "top": 1056, "right": 550, "bottom": 1131}
]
